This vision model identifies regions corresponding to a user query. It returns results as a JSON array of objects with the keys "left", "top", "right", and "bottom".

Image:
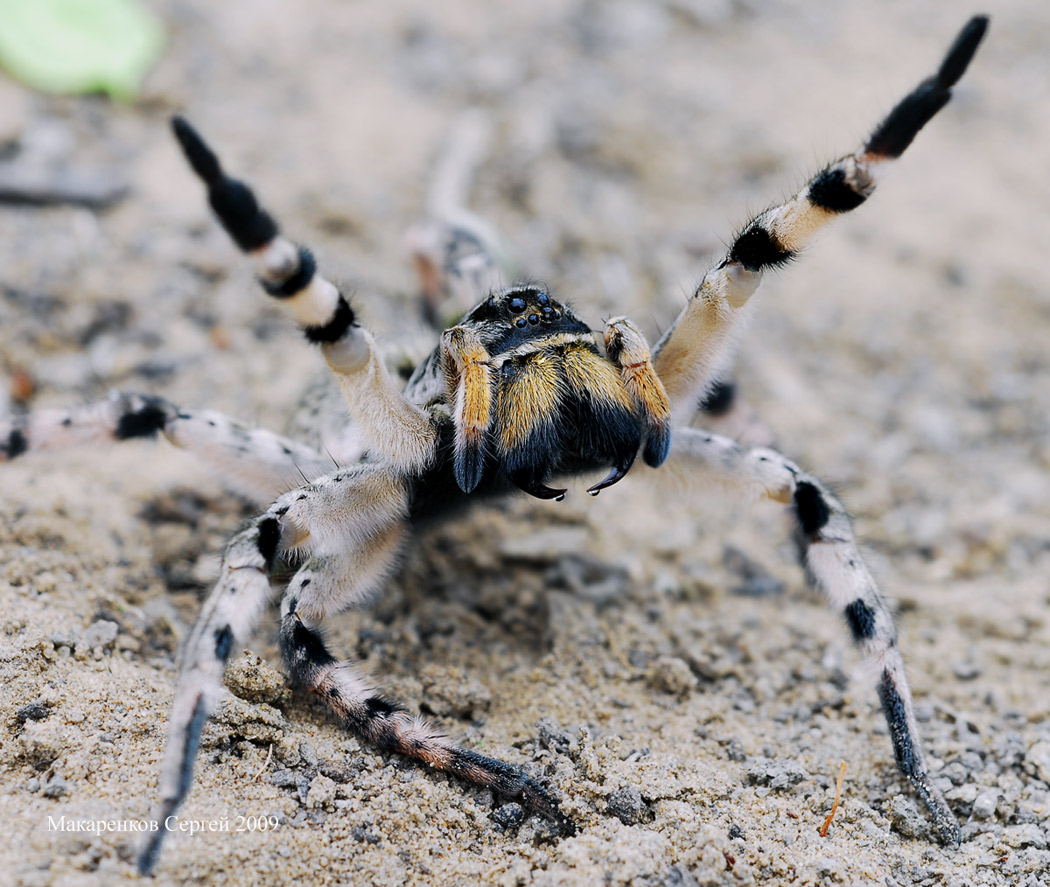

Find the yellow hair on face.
[
  {"left": 561, "top": 345, "right": 635, "bottom": 410},
  {"left": 496, "top": 351, "right": 562, "bottom": 454}
]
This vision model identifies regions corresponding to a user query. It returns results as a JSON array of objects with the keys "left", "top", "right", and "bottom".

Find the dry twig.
[{"left": 819, "top": 761, "right": 848, "bottom": 837}]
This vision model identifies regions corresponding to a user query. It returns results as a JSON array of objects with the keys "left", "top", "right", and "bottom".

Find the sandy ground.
[{"left": 2, "top": 1, "right": 1049, "bottom": 884}]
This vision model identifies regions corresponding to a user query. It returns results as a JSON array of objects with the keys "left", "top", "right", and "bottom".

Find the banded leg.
[
  {"left": 658, "top": 427, "right": 960, "bottom": 846},
  {"left": 0, "top": 391, "right": 337, "bottom": 505},
  {"left": 172, "top": 118, "right": 437, "bottom": 475},
  {"left": 278, "top": 594, "right": 574, "bottom": 843},
  {"left": 138, "top": 463, "right": 410, "bottom": 873},
  {"left": 652, "top": 16, "right": 988, "bottom": 421}
]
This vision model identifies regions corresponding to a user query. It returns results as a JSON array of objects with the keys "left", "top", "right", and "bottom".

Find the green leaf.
[{"left": 0, "top": 0, "right": 165, "bottom": 100}]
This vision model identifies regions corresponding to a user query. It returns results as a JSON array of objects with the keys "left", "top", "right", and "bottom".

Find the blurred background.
[{"left": 1, "top": 1, "right": 1048, "bottom": 885}]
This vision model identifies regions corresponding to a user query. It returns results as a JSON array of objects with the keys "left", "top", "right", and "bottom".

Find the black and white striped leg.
[
  {"left": 138, "top": 463, "right": 410, "bottom": 873},
  {"left": 652, "top": 16, "right": 988, "bottom": 419},
  {"left": 0, "top": 391, "right": 338, "bottom": 505},
  {"left": 138, "top": 512, "right": 282, "bottom": 874},
  {"left": 172, "top": 117, "right": 437, "bottom": 475},
  {"left": 660, "top": 427, "right": 960, "bottom": 845},
  {"left": 277, "top": 598, "right": 574, "bottom": 837}
]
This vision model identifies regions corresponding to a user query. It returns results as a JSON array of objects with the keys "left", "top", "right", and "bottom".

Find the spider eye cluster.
[{"left": 506, "top": 289, "right": 561, "bottom": 329}]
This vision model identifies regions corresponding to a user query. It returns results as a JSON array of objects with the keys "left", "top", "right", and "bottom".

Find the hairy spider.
[{"left": 0, "top": 16, "right": 988, "bottom": 874}]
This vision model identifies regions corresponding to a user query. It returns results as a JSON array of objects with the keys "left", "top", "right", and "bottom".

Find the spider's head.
[{"left": 460, "top": 285, "right": 590, "bottom": 352}]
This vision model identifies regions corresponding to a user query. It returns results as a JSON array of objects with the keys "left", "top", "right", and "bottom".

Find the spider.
[{"left": 0, "top": 16, "right": 988, "bottom": 874}]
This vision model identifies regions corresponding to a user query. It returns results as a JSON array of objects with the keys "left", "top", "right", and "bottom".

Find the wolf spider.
[{"left": 0, "top": 17, "right": 989, "bottom": 873}]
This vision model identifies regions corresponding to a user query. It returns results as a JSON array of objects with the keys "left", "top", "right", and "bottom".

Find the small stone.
[
  {"left": 606, "top": 785, "right": 647, "bottom": 825},
  {"left": 26, "top": 777, "right": 40, "bottom": 792},
  {"left": 746, "top": 757, "right": 809, "bottom": 791},
  {"left": 276, "top": 735, "right": 301, "bottom": 767},
  {"left": 212, "top": 693, "right": 286, "bottom": 744},
  {"left": 887, "top": 795, "right": 926, "bottom": 838},
  {"left": 223, "top": 652, "right": 291, "bottom": 706},
  {"left": 16, "top": 702, "right": 49, "bottom": 722},
  {"left": 952, "top": 660, "right": 982, "bottom": 681},
  {"left": 971, "top": 789, "right": 998, "bottom": 820},
  {"left": 43, "top": 775, "right": 69, "bottom": 798},
  {"left": 350, "top": 826, "right": 381, "bottom": 845},
  {"left": 306, "top": 774, "right": 337, "bottom": 809},
  {"left": 1025, "top": 741, "right": 1050, "bottom": 784},
  {"left": 299, "top": 740, "right": 318, "bottom": 768},
  {"left": 648, "top": 656, "right": 697, "bottom": 697},
  {"left": 492, "top": 803, "right": 525, "bottom": 828},
  {"left": 1002, "top": 823, "right": 1047, "bottom": 849},
  {"left": 270, "top": 769, "right": 298, "bottom": 788},
  {"left": 78, "top": 620, "right": 119, "bottom": 651},
  {"left": 537, "top": 718, "right": 573, "bottom": 754}
]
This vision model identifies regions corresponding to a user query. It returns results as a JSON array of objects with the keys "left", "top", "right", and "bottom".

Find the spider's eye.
[
  {"left": 508, "top": 297, "right": 527, "bottom": 313},
  {"left": 527, "top": 314, "right": 540, "bottom": 325},
  {"left": 536, "top": 292, "right": 549, "bottom": 305},
  {"left": 514, "top": 317, "right": 528, "bottom": 329},
  {"left": 541, "top": 305, "right": 553, "bottom": 315}
]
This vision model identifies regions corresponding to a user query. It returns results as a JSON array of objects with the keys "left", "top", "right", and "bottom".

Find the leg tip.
[
  {"left": 170, "top": 116, "right": 223, "bottom": 185},
  {"left": 937, "top": 15, "right": 990, "bottom": 89}
]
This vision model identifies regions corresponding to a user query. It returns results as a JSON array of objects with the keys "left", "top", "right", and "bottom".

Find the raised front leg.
[
  {"left": 172, "top": 118, "right": 437, "bottom": 475},
  {"left": 652, "top": 17, "right": 988, "bottom": 421}
]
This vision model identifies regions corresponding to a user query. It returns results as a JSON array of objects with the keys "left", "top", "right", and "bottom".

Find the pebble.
[
  {"left": 952, "top": 660, "right": 982, "bottom": 680},
  {"left": 971, "top": 788, "right": 999, "bottom": 820},
  {"left": 647, "top": 656, "right": 697, "bottom": 697},
  {"left": 607, "top": 785, "right": 647, "bottom": 825},
  {"left": 43, "top": 776, "right": 68, "bottom": 799},
  {"left": 306, "top": 774, "right": 337, "bottom": 809},
  {"left": 1025, "top": 741, "right": 1050, "bottom": 784},
  {"left": 78, "top": 620, "right": 118, "bottom": 651},
  {"left": 746, "top": 758, "right": 809, "bottom": 791},
  {"left": 492, "top": 803, "right": 525, "bottom": 828},
  {"left": 887, "top": 796, "right": 926, "bottom": 838},
  {"left": 15, "top": 702, "right": 49, "bottom": 722},
  {"left": 537, "top": 718, "right": 573, "bottom": 755},
  {"left": 1002, "top": 823, "right": 1047, "bottom": 850}
]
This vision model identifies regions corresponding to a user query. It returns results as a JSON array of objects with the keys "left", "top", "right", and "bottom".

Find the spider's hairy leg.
[
  {"left": 278, "top": 590, "right": 576, "bottom": 844},
  {"left": 441, "top": 325, "right": 494, "bottom": 493},
  {"left": 171, "top": 117, "right": 437, "bottom": 475},
  {"left": 0, "top": 391, "right": 336, "bottom": 505},
  {"left": 140, "top": 461, "right": 574, "bottom": 873},
  {"left": 139, "top": 464, "right": 410, "bottom": 873},
  {"left": 652, "top": 15, "right": 989, "bottom": 421},
  {"left": 657, "top": 428, "right": 961, "bottom": 846},
  {"left": 602, "top": 316, "right": 672, "bottom": 476}
]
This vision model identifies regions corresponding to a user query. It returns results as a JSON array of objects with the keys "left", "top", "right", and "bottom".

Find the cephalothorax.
[{"left": 0, "top": 17, "right": 989, "bottom": 873}]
